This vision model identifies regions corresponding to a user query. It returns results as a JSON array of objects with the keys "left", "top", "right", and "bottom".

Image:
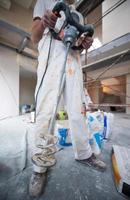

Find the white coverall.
[{"left": 33, "top": 0, "right": 92, "bottom": 173}]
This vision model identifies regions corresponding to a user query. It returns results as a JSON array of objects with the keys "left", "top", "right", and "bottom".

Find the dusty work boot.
[
  {"left": 76, "top": 154, "right": 106, "bottom": 171},
  {"left": 29, "top": 172, "right": 47, "bottom": 197}
]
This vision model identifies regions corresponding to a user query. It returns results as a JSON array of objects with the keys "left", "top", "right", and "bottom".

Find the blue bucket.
[{"left": 58, "top": 128, "right": 72, "bottom": 146}]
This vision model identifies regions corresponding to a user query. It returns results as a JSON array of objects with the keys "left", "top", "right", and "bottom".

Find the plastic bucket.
[{"left": 58, "top": 128, "right": 72, "bottom": 146}]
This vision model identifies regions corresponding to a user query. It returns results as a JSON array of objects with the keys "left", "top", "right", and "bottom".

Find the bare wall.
[
  {"left": 0, "top": 45, "right": 19, "bottom": 119},
  {"left": 126, "top": 74, "right": 130, "bottom": 114},
  {"left": 102, "top": 0, "right": 130, "bottom": 44},
  {"left": 86, "top": 5, "right": 102, "bottom": 42},
  {"left": 19, "top": 76, "right": 36, "bottom": 107}
]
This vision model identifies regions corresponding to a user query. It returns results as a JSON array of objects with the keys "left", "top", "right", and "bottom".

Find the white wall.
[
  {"left": 18, "top": 54, "right": 37, "bottom": 108},
  {"left": 86, "top": 5, "right": 102, "bottom": 42},
  {"left": 0, "top": 46, "right": 19, "bottom": 119},
  {"left": 103, "top": 0, "right": 130, "bottom": 44},
  {"left": 19, "top": 76, "right": 36, "bottom": 107},
  {"left": 126, "top": 74, "right": 130, "bottom": 114}
]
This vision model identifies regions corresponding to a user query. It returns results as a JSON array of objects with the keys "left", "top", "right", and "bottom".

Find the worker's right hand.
[{"left": 42, "top": 10, "right": 58, "bottom": 29}]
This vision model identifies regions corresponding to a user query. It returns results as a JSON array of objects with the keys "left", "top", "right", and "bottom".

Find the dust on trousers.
[{"left": 32, "top": 34, "right": 92, "bottom": 173}]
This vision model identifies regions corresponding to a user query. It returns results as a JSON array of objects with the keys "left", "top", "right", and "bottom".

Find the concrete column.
[{"left": 126, "top": 74, "right": 130, "bottom": 114}]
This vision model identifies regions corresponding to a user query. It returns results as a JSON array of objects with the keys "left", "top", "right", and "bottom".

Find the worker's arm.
[
  {"left": 31, "top": 10, "right": 58, "bottom": 44},
  {"left": 31, "top": 19, "right": 45, "bottom": 44}
]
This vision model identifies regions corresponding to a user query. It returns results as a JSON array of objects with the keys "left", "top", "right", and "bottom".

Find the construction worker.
[{"left": 29, "top": 0, "right": 106, "bottom": 197}]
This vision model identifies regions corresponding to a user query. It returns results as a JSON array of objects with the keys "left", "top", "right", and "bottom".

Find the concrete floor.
[{"left": 0, "top": 113, "right": 130, "bottom": 200}]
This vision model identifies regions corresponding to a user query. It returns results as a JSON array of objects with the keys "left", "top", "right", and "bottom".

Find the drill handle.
[
  {"left": 51, "top": 1, "right": 94, "bottom": 50},
  {"left": 52, "top": 1, "right": 94, "bottom": 36},
  {"left": 52, "top": 1, "right": 66, "bottom": 17}
]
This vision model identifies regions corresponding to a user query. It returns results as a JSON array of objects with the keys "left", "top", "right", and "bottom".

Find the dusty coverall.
[{"left": 32, "top": 0, "right": 92, "bottom": 173}]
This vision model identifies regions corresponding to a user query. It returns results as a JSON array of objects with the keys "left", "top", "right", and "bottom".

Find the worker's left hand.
[{"left": 81, "top": 36, "right": 93, "bottom": 50}]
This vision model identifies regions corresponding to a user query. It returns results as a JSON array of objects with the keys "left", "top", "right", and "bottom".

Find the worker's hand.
[
  {"left": 81, "top": 36, "right": 93, "bottom": 50},
  {"left": 41, "top": 10, "right": 58, "bottom": 29}
]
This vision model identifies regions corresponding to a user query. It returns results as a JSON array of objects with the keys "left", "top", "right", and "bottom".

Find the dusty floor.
[{"left": 0, "top": 113, "right": 130, "bottom": 200}]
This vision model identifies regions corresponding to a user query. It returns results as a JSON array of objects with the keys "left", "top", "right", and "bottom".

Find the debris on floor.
[{"left": 0, "top": 113, "right": 129, "bottom": 200}]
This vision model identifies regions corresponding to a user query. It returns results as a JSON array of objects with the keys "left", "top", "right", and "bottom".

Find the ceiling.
[
  {"left": 0, "top": 0, "right": 104, "bottom": 13},
  {"left": 76, "top": 0, "right": 104, "bottom": 16},
  {"left": 0, "top": 0, "right": 36, "bottom": 10},
  {"left": 0, "top": 19, "right": 38, "bottom": 60},
  {"left": 12, "top": 0, "right": 36, "bottom": 9}
]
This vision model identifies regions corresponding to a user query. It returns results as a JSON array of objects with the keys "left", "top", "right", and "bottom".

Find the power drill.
[{"left": 50, "top": 1, "right": 94, "bottom": 50}]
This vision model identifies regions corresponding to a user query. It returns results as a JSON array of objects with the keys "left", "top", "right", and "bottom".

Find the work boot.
[
  {"left": 76, "top": 154, "right": 106, "bottom": 171},
  {"left": 29, "top": 172, "right": 47, "bottom": 197}
]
